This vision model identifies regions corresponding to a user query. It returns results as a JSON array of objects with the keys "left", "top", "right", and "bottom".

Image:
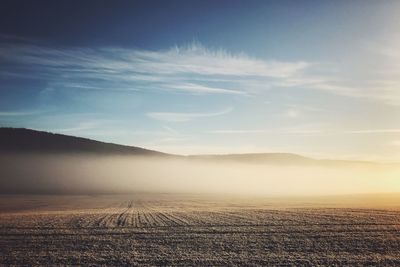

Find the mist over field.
[{"left": 1, "top": 154, "right": 399, "bottom": 196}]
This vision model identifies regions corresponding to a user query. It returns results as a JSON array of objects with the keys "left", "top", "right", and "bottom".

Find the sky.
[{"left": 0, "top": 0, "right": 399, "bottom": 161}]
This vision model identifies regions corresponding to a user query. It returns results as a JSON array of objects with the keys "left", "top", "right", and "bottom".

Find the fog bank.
[{"left": 1, "top": 154, "right": 399, "bottom": 196}]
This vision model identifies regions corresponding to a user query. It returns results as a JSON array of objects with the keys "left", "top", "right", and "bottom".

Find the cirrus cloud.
[{"left": 147, "top": 107, "right": 233, "bottom": 122}]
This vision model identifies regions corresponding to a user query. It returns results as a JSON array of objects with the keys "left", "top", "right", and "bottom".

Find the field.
[{"left": 1, "top": 194, "right": 400, "bottom": 266}]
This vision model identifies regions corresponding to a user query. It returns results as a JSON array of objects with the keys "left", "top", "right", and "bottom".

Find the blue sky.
[{"left": 0, "top": 0, "right": 400, "bottom": 161}]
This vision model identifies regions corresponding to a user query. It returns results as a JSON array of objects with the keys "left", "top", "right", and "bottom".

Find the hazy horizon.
[{"left": 1, "top": 153, "right": 399, "bottom": 196}]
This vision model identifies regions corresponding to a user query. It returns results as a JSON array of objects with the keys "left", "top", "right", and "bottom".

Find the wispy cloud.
[
  {"left": 208, "top": 128, "right": 400, "bottom": 136},
  {"left": 284, "top": 103, "right": 326, "bottom": 112},
  {"left": 0, "top": 110, "right": 45, "bottom": 116},
  {"left": 208, "top": 128, "right": 323, "bottom": 135},
  {"left": 279, "top": 103, "right": 327, "bottom": 119},
  {"left": 147, "top": 107, "right": 233, "bottom": 122},
  {"left": 342, "top": 129, "right": 400, "bottom": 134},
  {"left": 128, "top": 43, "right": 310, "bottom": 78},
  {"left": 167, "top": 83, "right": 246, "bottom": 95},
  {"left": 1, "top": 41, "right": 400, "bottom": 105},
  {"left": 0, "top": 41, "right": 310, "bottom": 97},
  {"left": 284, "top": 109, "right": 300, "bottom": 118},
  {"left": 50, "top": 122, "right": 99, "bottom": 133}
]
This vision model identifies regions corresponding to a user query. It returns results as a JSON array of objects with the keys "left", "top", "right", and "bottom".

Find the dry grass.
[{"left": 1, "top": 194, "right": 400, "bottom": 266}]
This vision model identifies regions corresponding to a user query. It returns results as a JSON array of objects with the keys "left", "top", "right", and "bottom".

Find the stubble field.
[{"left": 1, "top": 193, "right": 400, "bottom": 266}]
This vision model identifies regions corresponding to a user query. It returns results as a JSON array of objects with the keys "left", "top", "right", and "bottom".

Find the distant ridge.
[
  {"left": 188, "top": 153, "right": 314, "bottom": 164},
  {"left": 188, "top": 153, "right": 381, "bottom": 166},
  {"left": 0, "top": 128, "right": 385, "bottom": 166},
  {"left": 0, "top": 128, "right": 168, "bottom": 156}
]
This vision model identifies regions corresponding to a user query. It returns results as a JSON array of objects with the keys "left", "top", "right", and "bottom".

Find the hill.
[
  {"left": 0, "top": 128, "right": 319, "bottom": 164},
  {"left": 0, "top": 128, "right": 168, "bottom": 156},
  {"left": 188, "top": 153, "right": 315, "bottom": 165},
  {"left": 0, "top": 128, "right": 385, "bottom": 166}
]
